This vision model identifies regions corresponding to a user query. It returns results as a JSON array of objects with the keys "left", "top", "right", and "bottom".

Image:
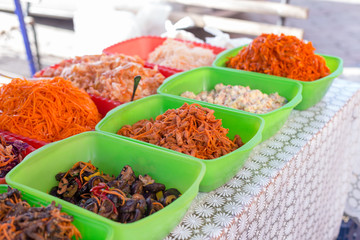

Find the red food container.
[
  {"left": 103, "top": 36, "right": 226, "bottom": 74},
  {"left": 0, "top": 132, "right": 36, "bottom": 184},
  {"left": 89, "top": 93, "right": 121, "bottom": 117},
  {"left": 0, "top": 130, "right": 47, "bottom": 149}
]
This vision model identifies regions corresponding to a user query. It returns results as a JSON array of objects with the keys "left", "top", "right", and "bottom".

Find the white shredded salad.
[
  {"left": 147, "top": 39, "right": 216, "bottom": 70},
  {"left": 181, "top": 83, "right": 287, "bottom": 114}
]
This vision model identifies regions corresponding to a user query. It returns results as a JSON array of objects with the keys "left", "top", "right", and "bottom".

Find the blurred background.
[{"left": 0, "top": 0, "right": 359, "bottom": 81}]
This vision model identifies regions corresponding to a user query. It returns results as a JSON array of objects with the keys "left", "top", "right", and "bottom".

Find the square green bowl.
[
  {"left": 0, "top": 184, "right": 113, "bottom": 240},
  {"left": 157, "top": 67, "right": 302, "bottom": 141},
  {"left": 213, "top": 45, "right": 343, "bottom": 110},
  {"left": 6, "top": 132, "right": 205, "bottom": 240},
  {"left": 96, "top": 94, "right": 264, "bottom": 192}
]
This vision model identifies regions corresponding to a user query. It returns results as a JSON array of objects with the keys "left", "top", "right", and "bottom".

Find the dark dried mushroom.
[
  {"left": 99, "top": 198, "right": 117, "bottom": 220},
  {"left": 136, "top": 199, "right": 147, "bottom": 215},
  {"left": 145, "top": 197, "right": 153, "bottom": 215},
  {"left": 107, "top": 194, "right": 120, "bottom": 206},
  {"left": 63, "top": 180, "right": 79, "bottom": 198},
  {"left": 117, "top": 165, "right": 136, "bottom": 185},
  {"left": 57, "top": 177, "right": 69, "bottom": 195},
  {"left": 84, "top": 198, "right": 99, "bottom": 213},
  {"left": 144, "top": 183, "right": 165, "bottom": 193},
  {"left": 143, "top": 191, "right": 156, "bottom": 200},
  {"left": 119, "top": 199, "right": 137, "bottom": 213},
  {"left": 88, "top": 175, "right": 105, "bottom": 188},
  {"left": 79, "top": 182, "right": 89, "bottom": 195},
  {"left": 55, "top": 172, "right": 66, "bottom": 181},
  {"left": 107, "top": 180, "right": 131, "bottom": 195},
  {"left": 164, "top": 188, "right": 181, "bottom": 198},
  {"left": 131, "top": 180, "right": 144, "bottom": 195},
  {"left": 132, "top": 193, "right": 145, "bottom": 201},
  {"left": 118, "top": 212, "right": 131, "bottom": 223},
  {"left": 127, "top": 208, "right": 142, "bottom": 223}
]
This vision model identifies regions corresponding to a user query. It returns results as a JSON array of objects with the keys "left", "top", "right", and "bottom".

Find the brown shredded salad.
[
  {"left": 0, "top": 187, "right": 81, "bottom": 240},
  {"left": 34, "top": 54, "right": 165, "bottom": 102},
  {"left": 117, "top": 103, "right": 243, "bottom": 159},
  {"left": 226, "top": 33, "right": 330, "bottom": 82}
]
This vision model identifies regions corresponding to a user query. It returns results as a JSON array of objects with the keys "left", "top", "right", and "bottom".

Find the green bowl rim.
[
  {"left": 96, "top": 94, "right": 265, "bottom": 163},
  {"left": 157, "top": 66, "right": 303, "bottom": 117},
  {"left": 213, "top": 44, "right": 344, "bottom": 85},
  {"left": 0, "top": 183, "right": 115, "bottom": 239},
  {"left": 6, "top": 131, "right": 206, "bottom": 229}
]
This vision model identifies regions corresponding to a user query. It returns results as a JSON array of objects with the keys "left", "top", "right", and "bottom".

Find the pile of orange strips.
[{"left": 226, "top": 33, "right": 330, "bottom": 81}]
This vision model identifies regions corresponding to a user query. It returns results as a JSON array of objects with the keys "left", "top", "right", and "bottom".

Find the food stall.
[{"left": 1, "top": 33, "right": 359, "bottom": 240}]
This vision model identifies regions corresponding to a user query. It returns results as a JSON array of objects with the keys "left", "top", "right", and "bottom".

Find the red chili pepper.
[
  {"left": 90, "top": 183, "right": 109, "bottom": 197},
  {"left": 74, "top": 177, "right": 82, "bottom": 189}
]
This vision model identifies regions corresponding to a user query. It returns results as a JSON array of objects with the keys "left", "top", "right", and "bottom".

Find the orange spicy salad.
[
  {"left": 117, "top": 103, "right": 243, "bottom": 160},
  {"left": 226, "top": 33, "right": 330, "bottom": 82}
]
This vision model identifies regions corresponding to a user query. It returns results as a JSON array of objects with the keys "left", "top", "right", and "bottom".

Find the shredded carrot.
[
  {"left": 226, "top": 33, "right": 330, "bottom": 82},
  {"left": 0, "top": 77, "right": 101, "bottom": 142},
  {"left": 117, "top": 103, "right": 243, "bottom": 159},
  {"left": 102, "top": 190, "right": 126, "bottom": 206}
]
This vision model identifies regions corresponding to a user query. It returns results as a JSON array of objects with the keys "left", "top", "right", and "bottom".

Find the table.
[{"left": 165, "top": 79, "right": 360, "bottom": 240}]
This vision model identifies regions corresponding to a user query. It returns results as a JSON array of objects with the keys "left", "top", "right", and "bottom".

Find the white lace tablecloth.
[{"left": 165, "top": 79, "right": 360, "bottom": 240}]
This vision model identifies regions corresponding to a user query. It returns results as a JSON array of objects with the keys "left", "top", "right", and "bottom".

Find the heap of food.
[
  {"left": 50, "top": 161, "right": 181, "bottom": 223},
  {"left": 181, "top": 83, "right": 287, "bottom": 114},
  {"left": 117, "top": 103, "right": 243, "bottom": 159},
  {"left": 0, "top": 187, "right": 81, "bottom": 240},
  {"left": 148, "top": 39, "right": 216, "bottom": 71},
  {"left": 226, "top": 33, "right": 330, "bottom": 81},
  {"left": 0, "top": 135, "right": 28, "bottom": 178},
  {"left": 0, "top": 77, "right": 101, "bottom": 142},
  {"left": 34, "top": 54, "right": 165, "bottom": 102}
]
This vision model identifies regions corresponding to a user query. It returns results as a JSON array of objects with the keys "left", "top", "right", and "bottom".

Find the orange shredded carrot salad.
[
  {"left": 226, "top": 33, "right": 330, "bottom": 82},
  {"left": 0, "top": 77, "right": 101, "bottom": 142},
  {"left": 117, "top": 103, "right": 243, "bottom": 159}
]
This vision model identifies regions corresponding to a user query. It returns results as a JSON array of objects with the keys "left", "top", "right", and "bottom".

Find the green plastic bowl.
[
  {"left": 96, "top": 95, "right": 264, "bottom": 192},
  {"left": 0, "top": 184, "right": 113, "bottom": 240},
  {"left": 213, "top": 45, "right": 343, "bottom": 110},
  {"left": 157, "top": 67, "right": 302, "bottom": 141},
  {"left": 6, "top": 132, "right": 205, "bottom": 240}
]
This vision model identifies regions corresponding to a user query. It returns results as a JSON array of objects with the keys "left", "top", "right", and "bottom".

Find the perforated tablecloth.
[{"left": 165, "top": 79, "right": 360, "bottom": 240}]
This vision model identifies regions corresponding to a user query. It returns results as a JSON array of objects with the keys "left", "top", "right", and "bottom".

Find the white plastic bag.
[
  {"left": 161, "top": 17, "right": 204, "bottom": 43},
  {"left": 204, "top": 27, "right": 253, "bottom": 49}
]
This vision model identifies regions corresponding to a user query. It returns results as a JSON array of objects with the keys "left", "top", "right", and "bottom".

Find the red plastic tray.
[
  {"left": 103, "top": 36, "right": 226, "bottom": 74},
  {"left": 0, "top": 130, "right": 47, "bottom": 149},
  {"left": 89, "top": 93, "right": 121, "bottom": 117},
  {"left": 0, "top": 132, "right": 36, "bottom": 184}
]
